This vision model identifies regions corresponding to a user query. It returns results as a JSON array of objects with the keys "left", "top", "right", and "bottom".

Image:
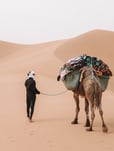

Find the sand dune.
[{"left": 0, "top": 30, "right": 114, "bottom": 151}]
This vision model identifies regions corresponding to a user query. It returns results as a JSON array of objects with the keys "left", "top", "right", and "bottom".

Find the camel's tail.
[{"left": 93, "top": 83, "right": 101, "bottom": 109}]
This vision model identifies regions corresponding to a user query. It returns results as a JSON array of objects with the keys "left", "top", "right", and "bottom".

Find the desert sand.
[{"left": 0, "top": 29, "right": 114, "bottom": 151}]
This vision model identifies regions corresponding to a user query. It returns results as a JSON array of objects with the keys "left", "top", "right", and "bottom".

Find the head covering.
[{"left": 28, "top": 71, "right": 35, "bottom": 79}]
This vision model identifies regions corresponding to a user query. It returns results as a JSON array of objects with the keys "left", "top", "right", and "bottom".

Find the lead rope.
[{"left": 40, "top": 89, "right": 68, "bottom": 96}]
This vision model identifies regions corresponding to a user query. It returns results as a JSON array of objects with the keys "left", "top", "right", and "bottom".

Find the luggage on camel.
[{"left": 57, "top": 54, "right": 112, "bottom": 92}]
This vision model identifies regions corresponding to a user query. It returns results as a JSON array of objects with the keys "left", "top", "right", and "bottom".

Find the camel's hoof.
[
  {"left": 103, "top": 126, "right": 108, "bottom": 133},
  {"left": 85, "top": 119, "right": 90, "bottom": 127},
  {"left": 86, "top": 127, "right": 93, "bottom": 132},
  {"left": 71, "top": 119, "right": 78, "bottom": 124}
]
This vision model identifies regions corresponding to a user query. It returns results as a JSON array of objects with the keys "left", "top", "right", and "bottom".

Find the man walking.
[{"left": 25, "top": 71, "right": 40, "bottom": 122}]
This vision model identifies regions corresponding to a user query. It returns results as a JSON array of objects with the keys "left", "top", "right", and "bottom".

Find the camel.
[{"left": 58, "top": 66, "right": 108, "bottom": 132}]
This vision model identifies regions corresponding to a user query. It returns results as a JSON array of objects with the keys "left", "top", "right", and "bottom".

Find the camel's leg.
[
  {"left": 99, "top": 105, "right": 108, "bottom": 132},
  {"left": 85, "top": 98, "right": 90, "bottom": 127},
  {"left": 71, "top": 93, "right": 80, "bottom": 124},
  {"left": 87, "top": 103, "right": 95, "bottom": 131},
  {"left": 97, "top": 92, "right": 108, "bottom": 132}
]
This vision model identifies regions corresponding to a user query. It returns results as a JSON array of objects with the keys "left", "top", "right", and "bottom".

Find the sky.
[{"left": 0, "top": 0, "right": 114, "bottom": 44}]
